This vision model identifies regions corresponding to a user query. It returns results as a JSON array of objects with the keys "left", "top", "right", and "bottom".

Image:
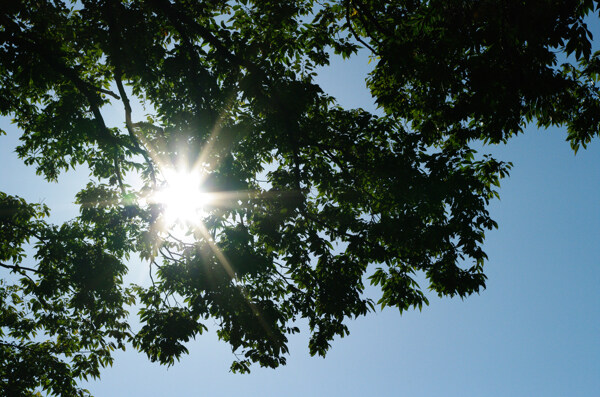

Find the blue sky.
[{"left": 1, "top": 34, "right": 600, "bottom": 397}]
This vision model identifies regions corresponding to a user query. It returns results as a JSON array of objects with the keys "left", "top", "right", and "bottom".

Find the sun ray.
[{"left": 194, "top": 221, "right": 276, "bottom": 341}]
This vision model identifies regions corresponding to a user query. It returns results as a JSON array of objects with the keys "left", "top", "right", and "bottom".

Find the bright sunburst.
[{"left": 152, "top": 166, "right": 212, "bottom": 226}]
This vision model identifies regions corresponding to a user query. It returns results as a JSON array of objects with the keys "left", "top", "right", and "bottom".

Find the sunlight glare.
[{"left": 153, "top": 167, "right": 211, "bottom": 226}]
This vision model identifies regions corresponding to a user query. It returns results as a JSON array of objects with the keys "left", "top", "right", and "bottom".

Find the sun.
[{"left": 152, "top": 167, "right": 212, "bottom": 226}]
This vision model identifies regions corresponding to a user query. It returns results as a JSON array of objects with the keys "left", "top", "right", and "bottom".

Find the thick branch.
[
  {"left": 114, "top": 74, "right": 157, "bottom": 184},
  {"left": 105, "top": 0, "right": 158, "bottom": 185}
]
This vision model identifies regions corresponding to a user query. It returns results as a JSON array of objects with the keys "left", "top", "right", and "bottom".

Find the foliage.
[{"left": 1, "top": 1, "right": 598, "bottom": 394}]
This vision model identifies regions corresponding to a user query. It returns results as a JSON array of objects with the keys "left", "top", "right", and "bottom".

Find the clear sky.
[{"left": 1, "top": 33, "right": 599, "bottom": 397}]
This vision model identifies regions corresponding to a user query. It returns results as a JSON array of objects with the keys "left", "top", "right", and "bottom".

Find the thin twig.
[
  {"left": 345, "top": 1, "right": 378, "bottom": 55},
  {"left": 0, "top": 261, "right": 41, "bottom": 274},
  {"left": 97, "top": 87, "right": 121, "bottom": 100}
]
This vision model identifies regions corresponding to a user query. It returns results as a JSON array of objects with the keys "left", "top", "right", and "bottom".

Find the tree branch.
[
  {"left": 104, "top": 0, "right": 158, "bottom": 186},
  {"left": 114, "top": 74, "right": 157, "bottom": 185},
  {"left": 345, "top": 1, "right": 378, "bottom": 55},
  {"left": 97, "top": 87, "right": 121, "bottom": 100},
  {"left": 0, "top": 261, "right": 41, "bottom": 274}
]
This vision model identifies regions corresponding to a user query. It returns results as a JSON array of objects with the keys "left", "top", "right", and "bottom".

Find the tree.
[{"left": 1, "top": 1, "right": 598, "bottom": 395}]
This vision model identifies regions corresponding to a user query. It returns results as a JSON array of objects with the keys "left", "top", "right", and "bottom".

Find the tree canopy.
[{"left": 1, "top": 1, "right": 599, "bottom": 395}]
